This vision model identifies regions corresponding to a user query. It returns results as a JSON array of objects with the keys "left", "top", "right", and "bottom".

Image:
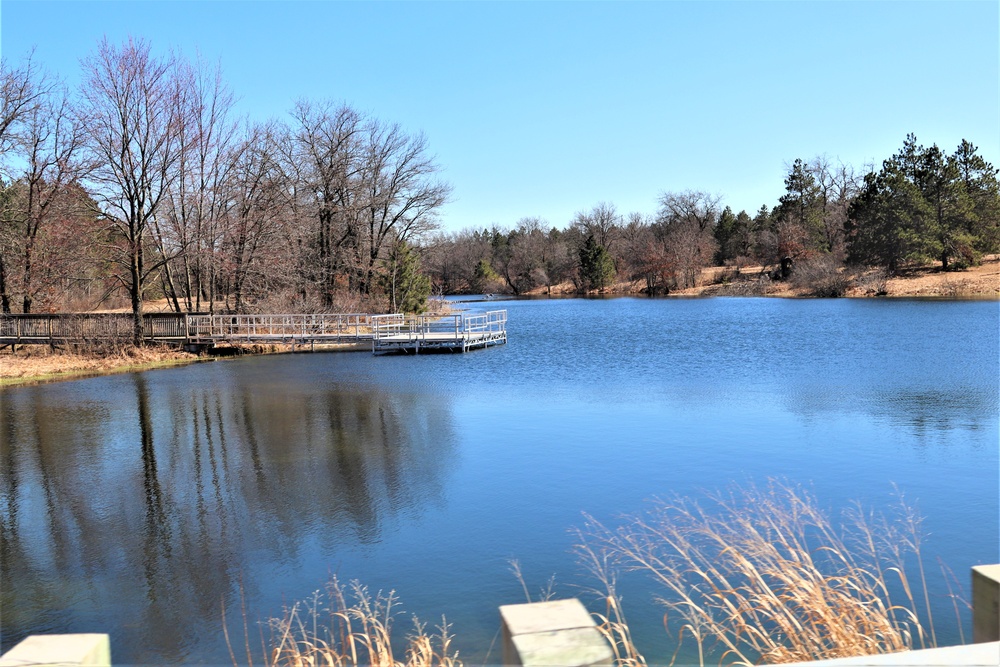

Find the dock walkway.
[{"left": 0, "top": 310, "right": 507, "bottom": 355}]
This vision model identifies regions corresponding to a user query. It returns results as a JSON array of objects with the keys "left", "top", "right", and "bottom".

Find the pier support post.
[
  {"left": 0, "top": 634, "right": 110, "bottom": 666},
  {"left": 973, "top": 564, "right": 1000, "bottom": 642},
  {"left": 499, "top": 598, "right": 613, "bottom": 666}
]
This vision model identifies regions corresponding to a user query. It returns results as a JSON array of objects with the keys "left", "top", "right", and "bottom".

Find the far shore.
[
  {"left": 526, "top": 255, "right": 1000, "bottom": 299},
  {"left": 2, "top": 258, "right": 996, "bottom": 387}
]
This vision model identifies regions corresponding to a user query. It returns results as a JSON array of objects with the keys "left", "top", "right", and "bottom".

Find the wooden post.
[
  {"left": 0, "top": 634, "right": 110, "bottom": 666},
  {"left": 973, "top": 564, "right": 1000, "bottom": 642},
  {"left": 499, "top": 599, "right": 613, "bottom": 667}
]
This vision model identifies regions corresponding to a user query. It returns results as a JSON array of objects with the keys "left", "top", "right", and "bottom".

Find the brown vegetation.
[
  {"left": 523, "top": 254, "right": 1000, "bottom": 299},
  {"left": 227, "top": 577, "right": 461, "bottom": 667},
  {"left": 0, "top": 343, "right": 198, "bottom": 386},
  {"left": 228, "top": 481, "right": 950, "bottom": 667},
  {"left": 575, "top": 480, "right": 949, "bottom": 666}
]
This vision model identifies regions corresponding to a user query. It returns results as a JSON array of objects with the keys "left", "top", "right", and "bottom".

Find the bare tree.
[
  {"left": 158, "top": 55, "right": 237, "bottom": 313},
  {"left": 355, "top": 120, "right": 450, "bottom": 295},
  {"left": 809, "top": 156, "right": 861, "bottom": 261},
  {"left": 223, "top": 121, "right": 288, "bottom": 312},
  {"left": 656, "top": 191, "right": 721, "bottom": 288},
  {"left": 289, "top": 100, "right": 364, "bottom": 305},
  {"left": 1, "top": 52, "right": 52, "bottom": 313},
  {"left": 572, "top": 201, "right": 621, "bottom": 252},
  {"left": 0, "top": 52, "right": 48, "bottom": 162},
  {"left": 14, "top": 82, "right": 87, "bottom": 312},
  {"left": 78, "top": 38, "right": 183, "bottom": 343}
]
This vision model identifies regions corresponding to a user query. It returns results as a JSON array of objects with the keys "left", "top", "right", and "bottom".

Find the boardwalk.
[{"left": 0, "top": 310, "right": 507, "bottom": 354}]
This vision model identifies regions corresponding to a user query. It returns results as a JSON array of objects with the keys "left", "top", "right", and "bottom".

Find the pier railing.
[
  {"left": 464, "top": 309, "right": 507, "bottom": 334},
  {"left": 186, "top": 313, "right": 379, "bottom": 343},
  {"left": 372, "top": 310, "right": 507, "bottom": 353},
  {"left": 0, "top": 313, "right": 185, "bottom": 344},
  {"left": 1, "top": 310, "right": 507, "bottom": 355}
]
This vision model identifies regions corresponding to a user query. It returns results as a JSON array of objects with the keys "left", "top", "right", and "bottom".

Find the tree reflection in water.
[{"left": 0, "top": 371, "right": 456, "bottom": 663}]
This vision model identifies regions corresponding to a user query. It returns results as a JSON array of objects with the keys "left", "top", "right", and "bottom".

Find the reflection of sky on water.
[{"left": 1, "top": 298, "right": 997, "bottom": 665}]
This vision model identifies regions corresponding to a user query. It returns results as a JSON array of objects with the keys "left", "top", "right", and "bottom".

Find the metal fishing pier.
[
  {"left": 0, "top": 310, "right": 508, "bottom": 355},
  {"left": 371, "top": 310, "right": 507, "bottom": 354}
]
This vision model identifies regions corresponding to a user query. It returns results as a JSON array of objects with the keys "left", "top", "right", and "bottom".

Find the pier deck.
[
  {"left": 372, "top": 311, "right": 507, "bottom": 354},
  {"left": 0, "top": 310, "right": 507, "bottom": 355}
]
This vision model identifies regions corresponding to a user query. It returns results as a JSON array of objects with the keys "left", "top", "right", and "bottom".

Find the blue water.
[{"left": 1, "top": 298, "right": 997, "bottom": 664}]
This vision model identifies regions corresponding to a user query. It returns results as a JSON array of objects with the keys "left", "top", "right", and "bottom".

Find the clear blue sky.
[{"left": 2, "top": 1, "right": 997, "bottom": 233}]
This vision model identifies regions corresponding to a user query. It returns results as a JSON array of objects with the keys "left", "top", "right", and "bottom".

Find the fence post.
[{"left": 973, "top": 564, "right": 1000, "bottom": 642}]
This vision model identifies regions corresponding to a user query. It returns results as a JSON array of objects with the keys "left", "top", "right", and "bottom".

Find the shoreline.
[
  {"left": 524, "top": 256, "right": 1000, "bottom": 299},
  {"left": 0, "top": 341, "right": 370, "bottom": 389},
  {"left": 2, "top": 259, "right": 996, "bottom": 387}
]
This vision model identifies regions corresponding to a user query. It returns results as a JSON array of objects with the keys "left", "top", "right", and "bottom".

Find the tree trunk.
[
  {"left": 162, "top": 259, "right": 182, "bottom": 313},
  {"left": 0, "top": 254, "right": 11, "bottom": 314},
  {"left": 21, "top": 239, "right": 34, "bottom": 313},
  {"left": 131, "top": 240, "right": 145, "bottom": 346}
]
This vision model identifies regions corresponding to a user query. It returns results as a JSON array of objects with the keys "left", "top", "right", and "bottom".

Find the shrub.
[
  {"left": 854, "top": 267, "right": 889, "bottom": 296},
  {"left": 790, "top": 256, "right": 853, "bottom": 297},
  {"left": 715, "top": 275, "right": 771, "bottom": 296}
]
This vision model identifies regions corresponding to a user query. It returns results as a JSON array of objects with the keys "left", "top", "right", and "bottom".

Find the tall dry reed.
[
  {"left": 250, "top": 578, "right": 461, "bottom": 667},
  {"left": 575, "top": 480, "right": 942, "bottom": 666}
]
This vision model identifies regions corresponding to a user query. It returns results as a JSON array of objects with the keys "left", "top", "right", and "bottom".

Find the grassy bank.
[
  {"left": 528, "top": 255, "right": 1000, "bottom": 299},
  {"left": 0, "top": 341, "right": 376, "bottom": 388},
  {"left": 0, "top": 345, "right": 202, "bottom": 387}
]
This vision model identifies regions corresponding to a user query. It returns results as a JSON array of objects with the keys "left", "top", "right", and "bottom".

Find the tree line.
[
  {"left": 3, "top": 39, "right": 999, "bottom": 344},
  {"left": 1, "top": 39, "right": 447, "bottom": 343},
  {"left": 423, "top": 142, "right": 999, "bottom": 297}
]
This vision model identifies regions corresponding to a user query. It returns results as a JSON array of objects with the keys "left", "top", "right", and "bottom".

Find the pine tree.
[
  {"left": 578, "top": 234, "right": 615, "bottom": 291},
  {"left": 381, "top": 239, "right": 431, "bottom": 313}
]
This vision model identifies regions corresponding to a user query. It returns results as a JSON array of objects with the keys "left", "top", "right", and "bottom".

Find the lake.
[{"left": 1, "top": 297, "right": 997, "bottom": 665}]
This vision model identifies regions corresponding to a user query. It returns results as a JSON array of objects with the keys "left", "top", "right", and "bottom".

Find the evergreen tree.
[
  {"left": 777, "top": 158, "right": 825, "bottom": 251},
  {"left": 848, "top": 135, "right": 1000, "bottom": 271},
  {"left": 733, "top": 210, "right": 754, "bottom": 259},
  {"left": 578, "top": 234, "right": 615, "bottom": 290},
  {"left": 847, "top": 161, "right": 934, "bottom": 272},
  {"left": 952, "top": 140, "right": 1000, "bottom": 256},
  {"left": 472, "top": 258, "right": 499, "bottom": 293},
  {"left": 381, "top": 239, "right": 431, "bottom": 313},
  {"left": 714, "top": 206, "right": 738, "bottom": 264}
]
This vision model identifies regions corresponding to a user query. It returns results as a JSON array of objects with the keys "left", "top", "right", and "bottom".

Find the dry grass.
[
  {"left": 576, "top": 480, "right": 944, "bottom": 666},
  {"left": 574, "top": 549, "right": 648, "bottom": 667},
  {"left": 239, "top": 578, "right": 462, "bottom": 667},
  {"left": 0, "top": 343, "right": 198, "bottom": 385}
]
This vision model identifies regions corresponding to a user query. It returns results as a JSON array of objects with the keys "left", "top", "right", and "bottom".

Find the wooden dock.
[{"left": 0, "top": 311, "right": 507, "bottom": 355}]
